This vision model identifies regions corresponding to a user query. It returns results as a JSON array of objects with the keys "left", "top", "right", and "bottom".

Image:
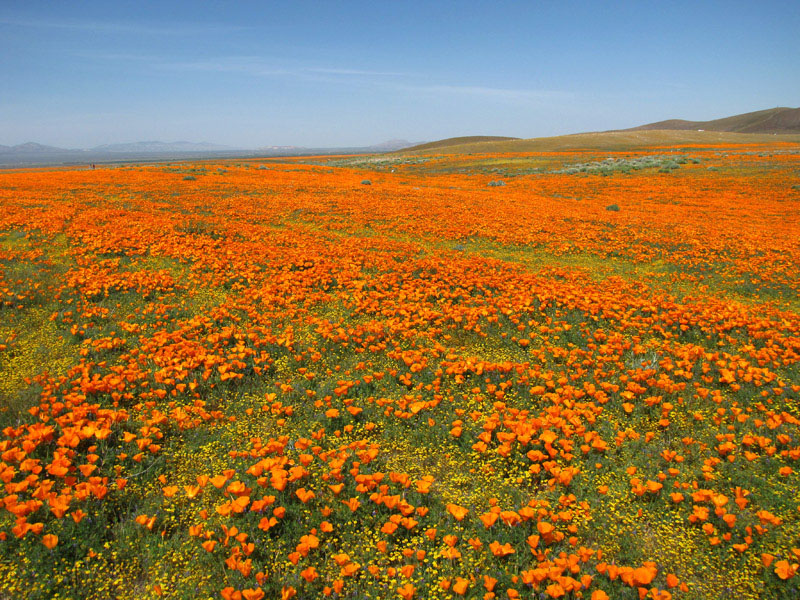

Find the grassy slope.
[
  {"left": 395, "top": 136, "right": 520, "bottom": 153},
  {"left": 627, "top": 106, "right": 800, "bottom": 134},
  {"left": 397, "top": 129, "right": 800, "bottom": 155}
]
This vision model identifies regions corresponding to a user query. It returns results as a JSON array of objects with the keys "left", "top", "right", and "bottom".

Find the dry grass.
[{"left": 398, "top": 129, "right": 800, "bottom": 155}]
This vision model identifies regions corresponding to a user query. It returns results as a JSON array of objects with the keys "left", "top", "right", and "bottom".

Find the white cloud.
[
  {"left": 307, "top": 67, "right": 408, "bottom": 77},
  {"left": 394, "top": 83, "right": 574, "bottom": 102},
  {"left": 106, "top": 55, "right": 410, "bottom": 82},
  {"left": 0, "top": 17, "right": 248, "bottom": 36}
]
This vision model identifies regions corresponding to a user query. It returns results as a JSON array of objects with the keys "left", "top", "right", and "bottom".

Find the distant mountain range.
[
  {"left": 4, "top": 106, "right": 798, "bottom": 167},
  {"left": 91, "top": 141, "right": 236, "bottom": 153},
  {"left": 362, "top": 139, "right": 419, "bottom": 152},
  {"left": 625, "top": 106, "right": 800, "bottom": 135},
  {"left": 0, "top": 142, "right": 76, "bottom": 154},
  {"left": 253, "top": 139, "right": 418, "bottom": 154},
  {"left": 0, "top": 140, "right": 236, "bottom": 155},
  {"left": 0, "top": 139, "right": 421, "bottom": 166}
]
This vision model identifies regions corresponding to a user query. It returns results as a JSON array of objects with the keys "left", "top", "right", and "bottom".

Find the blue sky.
[{"left": 2, "top": 1, "right": 798, "bottom": 148}]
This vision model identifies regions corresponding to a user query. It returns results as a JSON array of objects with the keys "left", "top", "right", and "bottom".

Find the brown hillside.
[
  {"left": 399, "top": 136, "right": 519, "bottom": 153},
  {"left": 628, "top": 107, "right": 800, "bottom": 134},
  {"left": 397, "top": 129, "right": 800, "bottom": 155}
]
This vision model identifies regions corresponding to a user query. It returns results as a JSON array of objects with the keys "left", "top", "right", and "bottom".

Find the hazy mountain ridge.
[
  {"left": 364, "top": 139, "right": 418, "bottom": 151},
  {"left": 254, "top": 140, "right": 422, "bottom": 155},
  {"left": 0, "top": 139, "right": 422, "bottom": 166},
  {"left": 91, "top": 141, "right": 238, "bottom": 153},
  {"left": 0, "top": 142, "right": 79, "bottom": 154}
]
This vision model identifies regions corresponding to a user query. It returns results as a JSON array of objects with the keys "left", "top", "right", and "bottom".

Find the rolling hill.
[
  {"left": 397, "top": 129, "right": 800, "bottom": 155},
  {"left": 627, "top": 107, "right": 800, "bottom": 135},
  {"left": 397, "top": 108, "right": 800, "bottom": 156},
  {"left": 402, "top": 136, "right": 519, "bottom": 153}
]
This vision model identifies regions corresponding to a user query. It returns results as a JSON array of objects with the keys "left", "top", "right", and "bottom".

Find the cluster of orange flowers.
[{"left": 0, "top": 145, "right": 798, "bottom": 598}]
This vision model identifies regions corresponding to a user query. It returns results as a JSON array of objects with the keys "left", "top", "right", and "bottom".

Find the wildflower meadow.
[{"left": 0, "top": 143, "right": 798, "bottom": 599}]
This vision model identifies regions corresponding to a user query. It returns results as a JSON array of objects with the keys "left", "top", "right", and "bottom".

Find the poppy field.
[{"left": 1, "top": 143, "right": 799, "bottom": 599}]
